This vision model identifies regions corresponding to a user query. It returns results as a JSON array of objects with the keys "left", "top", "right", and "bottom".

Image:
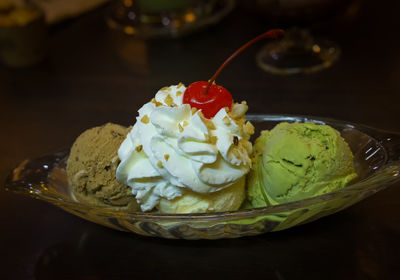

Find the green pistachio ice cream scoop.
[{"left": 246, "top": 122, "right": 357, "bottom": 207}]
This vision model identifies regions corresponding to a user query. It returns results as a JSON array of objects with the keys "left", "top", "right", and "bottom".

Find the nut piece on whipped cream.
[{"left": 67, "top": 123, "right": 140, "bottom": 212}]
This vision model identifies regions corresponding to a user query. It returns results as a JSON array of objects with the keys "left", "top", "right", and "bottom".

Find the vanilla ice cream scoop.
[{"left": 116, "top": 84, "right": 253, "bottom": 212}]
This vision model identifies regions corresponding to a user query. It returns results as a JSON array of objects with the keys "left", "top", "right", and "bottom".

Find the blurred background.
[
  {"left": 1, "top": 0, "right": 400, "bottom": 279},
  {"left": 1, "top": 0, "right": 399, "bottom": 161}
]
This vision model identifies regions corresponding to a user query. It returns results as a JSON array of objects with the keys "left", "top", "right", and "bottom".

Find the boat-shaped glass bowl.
[{"left": 5, "top": 114, "right": 400, "bottom": 239}]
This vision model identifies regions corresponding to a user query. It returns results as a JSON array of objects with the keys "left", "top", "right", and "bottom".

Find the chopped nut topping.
[
  {"left": 151, "top": 98, "right": 163, "bottom": 107},
  {"left": 157, "top": 161, "right": 163, "bottom": 168},
  {"left": 206, "top": 121, "right": 216, "bottom": 130},
  {"left": 204, "top": 119, "right": 216, "bottom": 130},
  {"left": 232, "top": 148, "right": 240, "bottom": 157},
  {"left": 245, "top": 121, "right": 255, "bottom": 135},
  {"left": 191, "top": 107, "right": 198, "bottom": 114},
  {"left": 164, "top": 94, "right": 173, "bottom": 106},
  {"left": 164, "top": 154, "right": 170, "bottom": 161},
  {"left": 178, "top": 123, "right": 184, "bottom": 132},
  {"left": 141, "top": 115, "right": 150, "bottom": 124},
  {"left": 135, "top": 145, "right": 143, "bottom": 152},
  {"left": 177, "top": 82, "right": 184, "bottom": 88},
  {"left": 161, "top": 86, "right": 169, "bottom": 91},
  {"left": 222, "top": 116, "right": 231, "bottom": 126},
  {"left": 182, "top": 121, "right": 189, "bottom": 127},
  {"left": 233, "top": 136, "right": 239, "bottom": 145},
  {"left": 176, "top": 91, "right": 182, "bottom": 96},
  {"left": 210, "top": 136, "right": 218, "bottom": 144},
  {"left": 240, "top": 139, "right": 252, "bottom": 153},
  {"left": 230, "top": 103, "right": 248, "bottom": 119},
  {"left": 244, "top": 140, "right": 253, "bottom": 155}
]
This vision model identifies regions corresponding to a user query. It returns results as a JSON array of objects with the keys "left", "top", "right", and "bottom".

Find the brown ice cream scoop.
[{"left": 67, "top": 123, "right": 139, "bottom": 212}]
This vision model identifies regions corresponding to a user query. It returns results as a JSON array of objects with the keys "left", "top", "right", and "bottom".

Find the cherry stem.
[{"left": 201, "top": 29, "right": 285, "bottom": 95}]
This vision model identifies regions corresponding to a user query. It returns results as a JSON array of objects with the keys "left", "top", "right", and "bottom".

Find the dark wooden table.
[{"left": 1, "top": 1, "right": 400, "bottom": 279}]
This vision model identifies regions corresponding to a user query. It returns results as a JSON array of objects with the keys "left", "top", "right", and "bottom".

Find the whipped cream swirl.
[{"left": 116, "top": 84, "right": 253, "bottom": 211}]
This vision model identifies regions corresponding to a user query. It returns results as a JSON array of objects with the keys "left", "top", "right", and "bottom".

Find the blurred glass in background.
[
  {"left": 245, "top": 0, "right": 359, "bottom": 75},
  {"left": 106, "top": 0, "right": 235, "bottom": 38},
  {"left": 0, "top": 0, "right": 47, "bottom": 67}
]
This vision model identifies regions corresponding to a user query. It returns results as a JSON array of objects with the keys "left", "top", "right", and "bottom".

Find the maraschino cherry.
[{"left": 183, "top": 29, "right": 284, "bottom": 119}]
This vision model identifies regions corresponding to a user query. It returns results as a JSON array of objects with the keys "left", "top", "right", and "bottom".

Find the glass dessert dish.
[{"left": 5, "top": 114, "right": 400, "bottom": 240}]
